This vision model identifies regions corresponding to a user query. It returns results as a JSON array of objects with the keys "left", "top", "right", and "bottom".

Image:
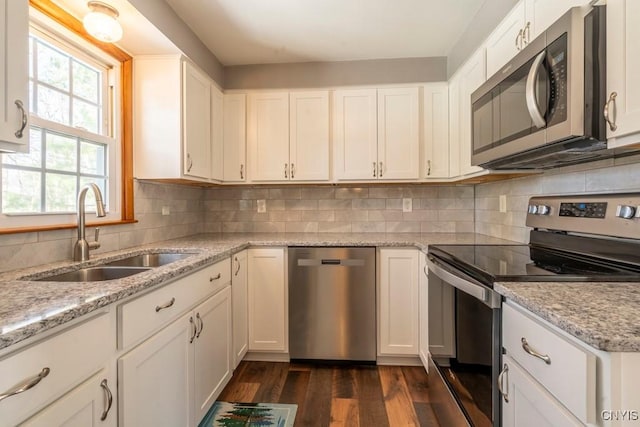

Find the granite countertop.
[
  {"left": 0, "top": 232, "right": 508, "bottom": 352},
  {"left": 494, "top": 281, "right": 640, "bottom": 352}
]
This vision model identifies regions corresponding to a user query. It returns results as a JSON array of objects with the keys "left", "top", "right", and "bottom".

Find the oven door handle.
[{"left": 427, "top": 256, "right": 500, "bottom": 309}]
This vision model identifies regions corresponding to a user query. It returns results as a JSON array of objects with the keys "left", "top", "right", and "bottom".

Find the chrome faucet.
[{"left": 73, "top": 183, "right": 107, "bottom": 262}]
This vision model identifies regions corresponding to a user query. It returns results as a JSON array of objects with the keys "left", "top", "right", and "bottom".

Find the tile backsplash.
[
  {"left": 203, "top": 185, "right": 475, "bottom": 234},
  {"left": 475, "top": 155, "right": 640, "bottom": 243}
]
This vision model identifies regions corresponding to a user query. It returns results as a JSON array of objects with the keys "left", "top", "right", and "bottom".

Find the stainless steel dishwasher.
[{"left": 288, "top": 247, "right": 376, "bottom": 362}]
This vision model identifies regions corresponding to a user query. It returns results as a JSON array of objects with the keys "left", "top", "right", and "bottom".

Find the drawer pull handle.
[
  {"left": 189, "top": 316, "right": 197, "bottom": 343},
  {"left": 100, "top": 379, "right": 113, "bottom": 421},
  {"left": 497, "top": 363, "right": 509, "bottom": 403},
  {"left": 521, "top": 337, "right": 551, "bottom": 365},
  {"left": 0, "top": 367, "right": 50, "bottom": 403},
  {"left": 155, "top": 297, "right": 176, "bottom": 312},
  {"left": 210, "top": 273, "right": 222, "bottom": 282},
  {"left": 196, "top": 312, "right": 204, "bottom": 338},
  {"left": 234, "top": 256, "right": 241, "bottom": 276}
]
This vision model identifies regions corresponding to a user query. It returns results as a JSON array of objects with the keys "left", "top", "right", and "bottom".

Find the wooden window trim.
[{"left": 0, "top": 0, "right": 135, "bottom": 235}]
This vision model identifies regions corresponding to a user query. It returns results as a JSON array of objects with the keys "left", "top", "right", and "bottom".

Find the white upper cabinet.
[
  {"left": 248, "top": 92, "right": 290, "bottom": 181},
  {"left": 334, "top": 87, "right": 419, "bottom": 181},
  {"left": 0, "top": 0, "right": 29, "bottom": 153},
  {"left": 606, "top": 0, "right": 640, "bottom": 149},
  {"left": 377, "top": 87, "right": 420, "bottom": 179},
  {"left": 454, "top": 49, "right": 486, "bottom": 177},
  {"left": 134, "top": 56, "right": 217, "bottom": 182},
  {"left": 223, "top": 94, "right": 247, "bottom": 182},
  {"left": 333, "top": 89, "right": 378, "bottom": 180},
  {"left": 183, "top": 61, "right": 212, "bottom": 180},
  {"left": 248, "top": 91, "right": 330, "bottom": 182},
  {"left": 210, "top": 84, "right": 224, "bottom": 181},
  {"left": 486, "top": 0, "right": 590, "bottom": 77},
  {"left": 422, "top": 83, "right": 450, "bottom": 179},
  {"left": 289, "top": 91, "right": 330, "bottom": 181}
]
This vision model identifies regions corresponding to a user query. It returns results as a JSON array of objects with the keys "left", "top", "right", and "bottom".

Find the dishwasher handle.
[
  {"left": 426, "top": 255, "right": 501, "bottom": 309},
  {"left": 298, "top": 258, "right": 365, "bottom": 267}
]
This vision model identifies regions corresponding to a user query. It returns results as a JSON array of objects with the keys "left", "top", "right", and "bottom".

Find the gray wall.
[
  {"left": 447, "top": 0, "right": 519, "bottom": 77},
  {"left": 224, "top": 57, "right": 447, "bottom": 90},
  {"left": 475, "top": 156, "right": 640, "bottom": 243},
  {"left": 128, "top": 0, "right": 224, "bottom": 85},
  {"left": 203, "top": 184, "right": 474, "bottom": 233}
]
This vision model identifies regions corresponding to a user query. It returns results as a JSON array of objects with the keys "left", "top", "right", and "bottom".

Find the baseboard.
[
  {"left": 376, "top": 355, "right": 423, "bottom": 366},
  {"left": 243, "top": 351, "right": 290, "bottom": 362}
]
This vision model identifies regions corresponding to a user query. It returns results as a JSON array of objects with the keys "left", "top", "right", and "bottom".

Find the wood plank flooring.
[{"left": 217, "top": 361, "right": 468, "bottom": 426}]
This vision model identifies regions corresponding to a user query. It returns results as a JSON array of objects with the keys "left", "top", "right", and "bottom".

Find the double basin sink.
[{"left": 33, "top": 253, "right": 194, "bottom": 282}]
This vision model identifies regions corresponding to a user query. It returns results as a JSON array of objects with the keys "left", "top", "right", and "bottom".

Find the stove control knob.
[
  {"left": 527, "top": 205, "right": 538, "bottom": 214},
  {"left": 537, "top": 205, "right": 551, "bottom": 215},
  {"left": 616, "top": 205, "right": 636, "bottom": 219}
]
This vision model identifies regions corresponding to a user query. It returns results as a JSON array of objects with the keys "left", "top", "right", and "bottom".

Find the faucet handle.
[{"left": 88, "top": 227, "right": 101, "bottom": 250}]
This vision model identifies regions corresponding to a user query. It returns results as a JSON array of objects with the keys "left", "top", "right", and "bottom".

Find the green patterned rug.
[{"left": 199, "top": 402, "right": 297, "bottom": 427}]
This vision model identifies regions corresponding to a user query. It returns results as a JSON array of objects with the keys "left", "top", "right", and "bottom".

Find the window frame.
[{"left": 0, "top": 0, "right": 135, "bottom": 234}]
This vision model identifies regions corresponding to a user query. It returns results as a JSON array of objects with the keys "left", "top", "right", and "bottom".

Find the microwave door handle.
[{"left": 525, "top": 50, "right": 547, "bottom": 129}]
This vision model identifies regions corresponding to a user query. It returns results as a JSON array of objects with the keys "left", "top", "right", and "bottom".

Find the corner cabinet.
[
  {"left": 247, "top": 248, "right": 287, "bottom": 353},
  {"left": 334, "top": 87, "right": 419, "bottom": 181},
  {"left": 0, "top": 0, "right": 29, "bottom": 153},
  {"left": 378, "top": 248, "right": 419, "bottom": 356},
  {"left": 605, "top": 0, "right": 640, "bottom": 149},
  {"left": 133, "top": 56, "right": 222, "bottom": 183},
  {"left": 223, "top": 94, "right": 247, "bottom": 182},
  {"left": 248, "top": 91, "right": 329, "bottom": 182}
]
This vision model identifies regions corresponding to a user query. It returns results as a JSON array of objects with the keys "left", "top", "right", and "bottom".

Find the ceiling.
[{"left": 164, "top": 0, "right": 487, "bottom": 66}]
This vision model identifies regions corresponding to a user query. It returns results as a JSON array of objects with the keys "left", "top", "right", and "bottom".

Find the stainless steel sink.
[
  {"left": 103, "top": 253, "right": 194, "bottom": 267},
  {"left": 35, "top": 266, "right": 151, "bottom": 282}
]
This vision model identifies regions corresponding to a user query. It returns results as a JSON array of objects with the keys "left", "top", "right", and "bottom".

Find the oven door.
[{"left": 427, "top": 254, "right": 502, "bottom": 427}]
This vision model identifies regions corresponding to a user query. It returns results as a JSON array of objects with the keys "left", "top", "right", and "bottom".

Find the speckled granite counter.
[
  {"left": 494, "top": 281, "right": 640, "bottom": 352},
  {"left": 0, "top": 232, "right": 509, "bottom": 352}
]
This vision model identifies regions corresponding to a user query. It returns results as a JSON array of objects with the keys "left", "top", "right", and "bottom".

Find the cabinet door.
[
  {"left": 448, "top": 77, "right": 461, "bottom": 177},
  {"left": 232, "top": 250, "right": 249, "bottom": 367},
  {"left": 377, "top": 87, "right": 420, "bottom": 180},
  {"left": 423, "top": 83, "right": 450, "bottom": 179},
  {"left": 486, "top": 1, "right": 526, "bottom": 77},
  {"left": 119, "top": 312, "right": 192, "bottom": 427},
  {"left": 21, "top": 370, "right": 116, "bottom": 427},
  {"left": 210, "top": 84, "right": 224, "bottom": 181},
  {"left": 0, "top": 0, "right": 29, "bottom": 152},
  {"left": 193, "top": 287, "right": 232, "bottom": 424},
  {"left": 502, "top": 356, "right": 583, "bottom": 427},
  {"left": 183, "top": 61, "right": 211, "bottom": 179},
  {"left": 379, "top": 249, "right": 419, "bottom": 356},
  {"left": 428, "top": 273, "right": 455, "bottom": 358},
  {"left": 418, "top": 253, "right": 430, "bottom": 370},
  {"left": 606, "top": 0, "right": 640, "bottom": 148},
  {"left": 458, "top": 49, "right": 486, "bottom": 176},
  {"left": 526, "top": 0, "right": 589, "bottom": 42},
  {"left": 289, "top": 91, "right": 329, "bottom": 181},
  {"left": 248, "top": 92, "right": 290, "bottom": 181},
  {"left": 248, "top": 248, "right": 287, "bottom": 352},
  {"left": 223, "top": 94, "right": 247, "bottom": 182},
  {"left": 333, "top": 89, "right": 378, "bottom": 180}
]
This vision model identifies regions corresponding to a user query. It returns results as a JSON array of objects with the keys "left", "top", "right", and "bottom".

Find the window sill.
[{"left": 0, "top": 219, "right": 138, "bottom": 235}]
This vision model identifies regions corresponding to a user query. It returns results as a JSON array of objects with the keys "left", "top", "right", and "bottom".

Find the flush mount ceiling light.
[{"left": 83, "top": 1, "right": 123, "bottom": 43}]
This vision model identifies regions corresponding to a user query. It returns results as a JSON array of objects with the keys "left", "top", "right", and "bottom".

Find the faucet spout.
[{"left": 74, "top": 183, "right": 107, "bottom": 262}]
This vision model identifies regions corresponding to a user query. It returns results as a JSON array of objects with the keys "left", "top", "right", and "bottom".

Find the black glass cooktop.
[{"left": 428, "top": 244, "right": 640, "bottom": 287}]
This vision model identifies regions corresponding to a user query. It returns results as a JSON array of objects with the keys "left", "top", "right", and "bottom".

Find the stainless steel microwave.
[{"left": 471, "top": 5, "right": 607, "bottom": 170}]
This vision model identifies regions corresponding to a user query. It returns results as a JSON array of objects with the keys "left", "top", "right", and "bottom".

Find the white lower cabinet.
[
  {"left": 232, "top": 250, "right": 249, "bottom": 367},
  {"left": 501, "top": 355, "right": 582, "bottom": 427},
  {"left": 21, "top": 369, "right": 116, "bottom": 427},
  {"left": 378, "top": 248, "right": 419, "bottom": 356},
  {"left": 247, "top": 248, "right": 287, "bottom": 353},
  {"left": 119, "top": 286, "right": 232, "bottom": 427}
]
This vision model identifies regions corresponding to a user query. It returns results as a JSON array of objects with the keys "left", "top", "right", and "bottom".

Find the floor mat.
[{"left": 199, "top": 401, "right": 297, "bottom": 427}]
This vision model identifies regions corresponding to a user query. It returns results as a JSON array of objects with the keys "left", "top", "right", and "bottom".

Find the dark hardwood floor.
[{"left": 217, "top": 361, "right": 469, "bottom": 426}]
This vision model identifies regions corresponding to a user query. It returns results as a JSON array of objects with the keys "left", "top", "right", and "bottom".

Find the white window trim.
[{"left": 0, "top": 7, "right": 123, "bottom": 229}]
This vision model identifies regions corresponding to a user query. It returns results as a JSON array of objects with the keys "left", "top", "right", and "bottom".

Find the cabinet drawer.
[
  {"left": 502, "top": 303, "right": 595, "bottom": 423},
  {"left": 119, "top": 258, "right": 230, "bottom": 349},
  {"left": 0, "top": 313, "right": 113, "bottom": 426}
]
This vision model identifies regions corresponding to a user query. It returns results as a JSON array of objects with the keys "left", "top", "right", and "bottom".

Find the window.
[{"left": 1, "top": 11, "right": 123, "bottom": 228}]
